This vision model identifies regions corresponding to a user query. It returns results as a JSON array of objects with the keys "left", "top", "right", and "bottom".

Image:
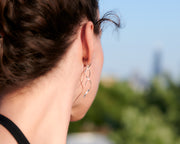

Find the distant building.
[
  {"left": 128, "top": 72, "right": 149, "bottom": 92},
  {"left": 153, "top": 50, "right": 162, "bottom": 77},
  {"left": 67, "top": 133, "right": 114, "bottom": 144},
  {"left": 101, "top": 77, "right": 116, "bottom": 87}
]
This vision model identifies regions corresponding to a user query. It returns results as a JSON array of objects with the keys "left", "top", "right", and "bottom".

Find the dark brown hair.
[{"left": 0, "top": 0, "right": 120, "bottom": 94}]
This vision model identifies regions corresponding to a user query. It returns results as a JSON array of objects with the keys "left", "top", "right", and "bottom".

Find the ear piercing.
[{"left": 83, "top": 65, "right": 92, "bottom": 97}]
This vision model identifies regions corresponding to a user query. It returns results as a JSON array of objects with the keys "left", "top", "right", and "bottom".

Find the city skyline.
[{"left": 100, "top": 0, "right": 180, "bottom": 80}]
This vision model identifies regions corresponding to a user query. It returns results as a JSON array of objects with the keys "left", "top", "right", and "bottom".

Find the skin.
[{"left": 0, "top": 21, "right": 103, "bottom": 144}]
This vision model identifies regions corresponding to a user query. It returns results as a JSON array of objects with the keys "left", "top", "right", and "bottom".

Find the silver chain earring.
[{"left": 83, "top": 65, "right": 92, "bottom": 97}]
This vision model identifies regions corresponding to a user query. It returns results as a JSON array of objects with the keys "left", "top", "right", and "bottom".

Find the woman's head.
[
  {"left": 0, "top": 0, "right": 103, "bottom": 92},
  {"left": 0, "top": 0, "right": 120, "bottom": 120}
]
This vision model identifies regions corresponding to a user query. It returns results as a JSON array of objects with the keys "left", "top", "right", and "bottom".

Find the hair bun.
[
  {"left": 0, "top": 24, "right": 4, "bottom": 38},
  {"left": 0, "top": 32, "right": 4, "bottom": 38}
]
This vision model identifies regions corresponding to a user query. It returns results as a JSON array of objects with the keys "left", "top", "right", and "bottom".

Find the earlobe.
[{"left": 81, "top": 21, "right": 95, "bottom": 66}]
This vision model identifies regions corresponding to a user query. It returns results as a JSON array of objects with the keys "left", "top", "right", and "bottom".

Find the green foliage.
[{"left": 69, "top": 77, "right": 180, "bottom": 144}]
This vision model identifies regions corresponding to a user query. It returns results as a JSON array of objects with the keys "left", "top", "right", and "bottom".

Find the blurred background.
[{"left": 68, "top": 0, "right": 180, "bottom": 143}]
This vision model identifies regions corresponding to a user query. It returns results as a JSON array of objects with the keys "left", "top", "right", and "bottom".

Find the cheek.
[
  {"left": 95, "top": 42, "right": 104, "bottom": 76},
  {"left": 90, "top": 43, "right": 104, "bottom": 100}
]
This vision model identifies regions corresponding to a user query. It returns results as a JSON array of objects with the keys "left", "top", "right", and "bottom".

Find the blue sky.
[{"left": 99, "top": 0, "right": 180, "bottom": 80}]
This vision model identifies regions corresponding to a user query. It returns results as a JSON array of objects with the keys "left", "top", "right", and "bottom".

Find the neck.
[
  {"left": 0, "top": 39, "right": 83, "bottom": 144},
  {"left": 0, "top": 72, "right": 76, "bottom": 144}
]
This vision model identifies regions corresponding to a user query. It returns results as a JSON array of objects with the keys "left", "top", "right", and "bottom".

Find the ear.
[{"left": 81, "top": 21, "right": 95, "bottom": 66}]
